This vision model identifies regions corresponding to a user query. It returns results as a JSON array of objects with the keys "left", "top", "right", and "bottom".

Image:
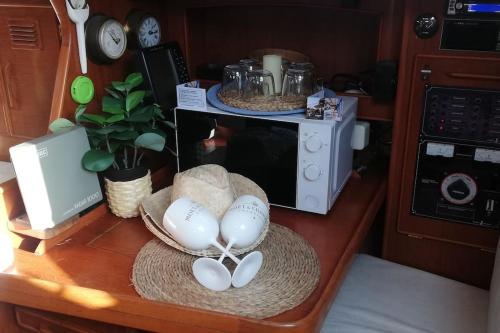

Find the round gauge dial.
[
  {"left": 414, "top": 13, "right": 439, "bottom": 39},
  {"left": 68, "top": 0, "right": 87, "bottom": 9},
  {"left": 86, "top": 15, "right": 128, "bottom": 64},
  {"left": 99, "top": 19, "right": 127, "bottom": 59},
  {"left": 125, "top": 10, "right": 162, "bottom": 49},
  {"left": 440, "top": 173, "right": 477, "bottom": 205}
]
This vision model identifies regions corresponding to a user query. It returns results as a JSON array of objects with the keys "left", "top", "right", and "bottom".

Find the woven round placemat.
[
  {"left": 140, "top": 173, "right": 269, "bottom": 257},
  {"left": 218, "top": 91, "right": 306, "bottom": 112},
  {"left": 132, "top": 223, "right": 320, "bottom": 319}
]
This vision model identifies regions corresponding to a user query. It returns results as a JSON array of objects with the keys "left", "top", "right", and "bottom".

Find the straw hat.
[
  {"left": 140, "top": 164, "right": 269, "bottom": 257},
  {"left": 171, "top": 164, "right": 237, "bottom": 220}
]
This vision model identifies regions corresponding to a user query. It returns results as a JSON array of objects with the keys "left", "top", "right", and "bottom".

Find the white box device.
[{"left": 9, "top": 126, "right": 103, "bottom": 230}]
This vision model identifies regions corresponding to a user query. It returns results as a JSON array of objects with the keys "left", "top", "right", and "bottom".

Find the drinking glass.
[
  {"left": 239, "top": 58, "right": 261, "bottom": 72},
  {"left": 163, "top": 197, "right": 239, "bottom": 291},
  {"left": 219, "top": 195, "right": 268, "bottom": 288},
  {"left": 290, "top": 62, "right": 315, "bottom": 72},
  {"left": 281, "top": 68, "right": 314, "bottom": 98},
  {"left": 242, "top": 69, "right": 276, "bottom": 101},
  {"left": 220, "top": 64, "right": 246, "bottom": 98},
  {"left": 289, "top": 62, "right": 323, "bottom": 93}
]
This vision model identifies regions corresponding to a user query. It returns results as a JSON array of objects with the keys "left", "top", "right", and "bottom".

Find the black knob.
[
  {"left": 414, "top": 14, "right": 439, "bottom": 39},
  {"left": 447, "top": 179, "right": 470, "bottom": 201}
]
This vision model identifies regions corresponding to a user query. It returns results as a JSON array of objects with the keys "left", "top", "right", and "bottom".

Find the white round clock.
[
  {"left": 86, "top": 15, "right": 127, "bottom": 64},
  {"left": 125, "top": 10, "right": 162, "bottom": 49}
]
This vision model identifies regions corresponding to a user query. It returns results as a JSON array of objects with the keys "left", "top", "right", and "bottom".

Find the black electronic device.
[
  {"left": 372, "top": 61, "right": 398, "bottom": 102},
  {"left": 136, "top": 41, "right": 190, "bottom": 153},
  {"left": 412, "top": 141, "right": 500, "bottom": 228},
  {"left": 442, "top": 0, "right": 500, "bottom": 52},
  {"left": 412, "top": 86, "right": 500, "bottom": 228},
  {"left": 421, "top": 86, "right": 500, "bottom": 145},
  {"left": 136, "top": 41, "right": 190, "bottom": 111},
  {"left": 445, "top": 0, "right": 500, "bottom": 18}
]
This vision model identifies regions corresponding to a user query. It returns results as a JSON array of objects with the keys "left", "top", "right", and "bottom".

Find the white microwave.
[{"left": 174, "top": 96, "right": 357, "bottom": 214}]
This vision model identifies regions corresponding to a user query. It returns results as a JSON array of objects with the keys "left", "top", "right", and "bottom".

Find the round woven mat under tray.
[
  {"left": 218, "top": 91, "right": 306, "bottom": 112},
  {"left": 140, "top": 173, "right": 270, "bottom": 257},
  {"left": 132, "top": 223, "right": 320, "bottom": 319}
]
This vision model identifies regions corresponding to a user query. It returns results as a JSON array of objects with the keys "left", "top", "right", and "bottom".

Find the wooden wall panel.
[
  {"left": 186, "top": 6, "right": 380, "bottom": 81},
  {"left": 383, "top": 0, "right": 500, "bottom": 288},
  {"left": 174, "top": 0, "right": 405, "bottom": 78}
]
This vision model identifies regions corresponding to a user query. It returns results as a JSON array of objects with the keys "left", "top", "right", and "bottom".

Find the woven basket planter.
[{"left": 104, "top": 169, "right": 152, "bottom": 218}]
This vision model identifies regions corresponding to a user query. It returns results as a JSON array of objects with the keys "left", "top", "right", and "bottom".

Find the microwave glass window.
[{"left": 176, "top": 111, "right": 299, "bottom": 208}]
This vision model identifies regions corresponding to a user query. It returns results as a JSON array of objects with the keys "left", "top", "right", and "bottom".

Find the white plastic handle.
[
  {"left": 75, "top": 22, "right": 87, "bottom": 74},
  {"left": 65, "top": 0, "right": 89, "bottom": 74}
]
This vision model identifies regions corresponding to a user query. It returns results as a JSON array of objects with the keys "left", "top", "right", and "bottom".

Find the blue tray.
[{"left": 207, "top": 83, "right": 336, "bottom": 116}]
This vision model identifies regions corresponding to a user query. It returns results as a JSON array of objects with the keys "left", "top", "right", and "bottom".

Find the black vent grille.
[{"left": 8, "top": 20, "right": 40, "bottom": 49}]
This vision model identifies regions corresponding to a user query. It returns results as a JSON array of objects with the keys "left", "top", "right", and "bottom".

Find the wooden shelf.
[
  {"left": 198, "top": 80, "right": 394, "bottom": 121},
  {"left": 336, "top": 93, "right": 394, "bottom": 121}
]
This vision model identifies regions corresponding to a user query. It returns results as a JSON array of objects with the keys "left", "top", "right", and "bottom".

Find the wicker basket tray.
[
  {"left": 140, "top": 173, "right": 270, "bottom": 257},
  {"left": 218, "top": 91, "right": 306, "bottom": 112}
]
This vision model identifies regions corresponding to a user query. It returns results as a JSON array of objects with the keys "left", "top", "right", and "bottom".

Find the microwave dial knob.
[
  {"left": 304, "top": 164, "right": 322, "bottom": 181},
  {"left": 305, "top": 135, "right": 323, "bottom": 152},
  {"left": 440, "top": 173, "right": 477, "bottom": 205}
]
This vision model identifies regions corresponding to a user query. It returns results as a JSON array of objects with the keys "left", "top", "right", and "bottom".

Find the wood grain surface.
[{"left": 0, "top": 165, "right": 387, "bottom": 333}]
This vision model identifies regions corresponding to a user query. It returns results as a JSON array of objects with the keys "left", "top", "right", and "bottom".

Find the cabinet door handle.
[
  {"left": 1, "top": 63, "right": 15, "bottom": 109},
  {"left": 447, "top": 72, "right": 500, "bottom": 81}
]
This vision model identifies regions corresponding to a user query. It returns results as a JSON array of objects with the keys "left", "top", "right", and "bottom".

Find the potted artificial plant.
[{"left": 50, "top": 72, "right": 168, "bottom": 218}]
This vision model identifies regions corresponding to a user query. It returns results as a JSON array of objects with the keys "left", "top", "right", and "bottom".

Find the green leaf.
[
  {"left": 80, "top": 114, "right": 106, "bottom": 126},
  {"left": 105, "top": 87, "right": 124, "bottom": 100},
  {"left": 82, "top": 149, "right": 115, "bottom": 172},
  {"left": 111, "top": 81, "right": 130, "bottom": 92},
  {"left": 126, "top": 105, "right": 154, "bottom": 122},
  {"left": 107, "top": 124, "right": 132, "bottom": 132},
  {"left": 49, "top": 118, "right": 75, "bottom": 133},
  {"left": 134, "top": 133, "right": 165, "bottom": 152},
  {"left": 147, "top": 127, "right": 167, "bottom": 138},
  {"left": 125, "top": 72, "right": 143, "bottom": 90},
  {"left": 75, "top": 105, "right": 86, "bottom": 122},
  {"left": 126, "top": 90, "right": 146, "bottom": 112},
  {"left": 86, "top": 127, "right": 113, "bottom": 135},
  {"left": 102, "top": 96, "right": 124, "bottom": 114},
  {"left": 109, "top": 130, "right": 139, "bottom": 141},
  {"left": 105, "top": 114, "right": 125, "bottom": 124}
]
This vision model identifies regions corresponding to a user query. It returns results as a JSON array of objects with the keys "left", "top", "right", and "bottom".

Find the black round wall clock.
[
  {"left": 125, "top": 10, "right": 162, "bottom": 49},
  {"left": 85, "top": 14, "right": 127, "bottom": 64}
]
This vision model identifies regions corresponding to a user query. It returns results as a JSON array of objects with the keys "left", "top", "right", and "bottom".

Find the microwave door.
[{"left": 175, "top": 109, "right": 299, "bottom": 209}]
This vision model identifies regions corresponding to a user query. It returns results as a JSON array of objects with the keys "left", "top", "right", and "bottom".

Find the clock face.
[
  {"left": 99, "top": 19, "right": 127, "bottom": 60},
  {"left": 137, "top": 16, "right": 161, "bottom": 48}
]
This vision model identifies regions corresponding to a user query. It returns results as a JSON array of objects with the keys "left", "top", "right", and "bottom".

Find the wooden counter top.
[{"left": 0, "top": 166, "right": 386, "bottom": 333}]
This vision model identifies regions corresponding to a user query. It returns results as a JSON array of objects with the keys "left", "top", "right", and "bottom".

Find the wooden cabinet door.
[{"left": 0, "top": 3, "right": 60, "bottom": 139}]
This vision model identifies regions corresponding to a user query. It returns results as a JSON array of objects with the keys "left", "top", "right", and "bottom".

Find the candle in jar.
[{"left": 263, "top": 55, "right": 282, "bottom": 94}]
